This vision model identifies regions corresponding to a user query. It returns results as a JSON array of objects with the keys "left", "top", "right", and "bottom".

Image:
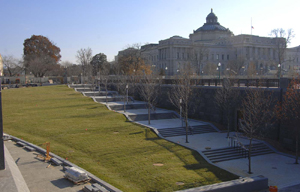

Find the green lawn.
[{"left": 3, "top": 85, "right": 237, "bottom": 191}]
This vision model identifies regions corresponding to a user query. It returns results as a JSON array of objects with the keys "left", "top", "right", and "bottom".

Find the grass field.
[{"left": 2, "top": 85, "right": 238, "bottom": 191}]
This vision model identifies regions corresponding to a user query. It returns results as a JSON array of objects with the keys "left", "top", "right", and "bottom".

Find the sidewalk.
[{"left": 1, "top": 140, "right": 88, "bottom": 192}]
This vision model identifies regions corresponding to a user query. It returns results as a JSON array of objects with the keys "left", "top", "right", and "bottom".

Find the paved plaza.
[{"left": 99, "top": 95, "right": 300, "bottom": 190}]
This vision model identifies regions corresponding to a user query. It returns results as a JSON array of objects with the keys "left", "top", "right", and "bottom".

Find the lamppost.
[
  {"left": 180, "top": 98, "right": 183, "bottom": 127},
  {"left": 126, "top": 84, "right": 128, "bottom": 104},
  {"left": 278, "top": 64, "right": 281, "bottom": 79},
  {"left": 0, "top": 81, "right": 4, "bottom": 170},
  {"left": 105, "top": 78, "right": 108, "bottom": 104},
  {"left": 165, "top": 67, "right": 168, "bottom": 76},
  {"left": 218, "top": 62, "right": 221, "bottom": 80}
]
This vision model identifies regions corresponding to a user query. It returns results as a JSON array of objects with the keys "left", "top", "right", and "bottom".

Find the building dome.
[
  {"left": 206, "top": 9, "right": 218, "bottom": 24},
  {"left": 195, "top": 9, "right": 229, "bottom": 32}
]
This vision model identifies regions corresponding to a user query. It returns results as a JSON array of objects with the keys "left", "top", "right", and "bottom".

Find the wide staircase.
[
  {"left": 202, "top": 142, "right": 274, "bottom": 163},
  {"left": 94, "top": 97, "right": 133, "bottom": 103},
  {"left": 84, "top": 91, "right": 118, "bottom": 97},
  {"left": 75, "top": 88, "right": 93, "bottom": 92},
  {"left": 110, "top": 104, "right": 147, "bottom": 111},
  {"left": 128, "top": 112, "right": 178, "bottom": 121},
  {"left": 158, "top": 125, "right": 217, "bottom": 137}
]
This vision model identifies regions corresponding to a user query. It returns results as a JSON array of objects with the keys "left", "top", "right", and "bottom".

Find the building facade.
[{"left": 136, "top": 9, "right": 300, "bottom": 76}]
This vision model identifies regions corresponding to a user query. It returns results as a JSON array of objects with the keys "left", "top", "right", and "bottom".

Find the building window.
[
  {"left": 206, "top": 54, "right": 209, "bottom": 60},
  {"left": 187, "top": 53, "right": 189, "bottom": 59},
  {"left": 222, "top": 54, "right": 224, "bottom": 60},
  {"left": 177, "top": 52, "right": 179, "bottom": 59},
  {"left": 182, "top": 53, "right": 184, "bottom": 59},
  {"left": 227, "top": 54, "right": 229, "bottom": 60},
  {"left": 216, "top": 54, "right": 219, "bottom": 60},
  {"left": 212, "top": 54, "right": 214, "bottom": 60}
]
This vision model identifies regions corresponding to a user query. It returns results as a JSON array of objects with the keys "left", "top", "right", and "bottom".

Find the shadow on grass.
[
  {"left": 45, "top": 103, "right": 97, "bottom": 110},
  {"left": 144, "top": 129, "right": 238, "bottom": 183},
  {"left": 129, "top": 131, "right": 144, "bottom": 135},
  {"left": 70, "top": 112, "right": 110, "bottom": 119}
]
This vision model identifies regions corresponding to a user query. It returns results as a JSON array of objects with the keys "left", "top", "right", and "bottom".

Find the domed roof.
[
  {"left": 206, "top": 9, "right": 217, "bottom": 20},
  {"left": 195, "top": 9, "right": 229, "bottom": 32}
]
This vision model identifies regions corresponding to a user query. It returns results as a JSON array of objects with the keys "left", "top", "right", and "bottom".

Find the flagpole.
[{"left": 251, "top": 17, "right": 252, "bottom": 35}]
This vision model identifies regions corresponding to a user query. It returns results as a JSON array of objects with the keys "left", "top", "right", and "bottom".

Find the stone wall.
[{"left": 109, "top": 80, "right": 300, "bottom": 152}]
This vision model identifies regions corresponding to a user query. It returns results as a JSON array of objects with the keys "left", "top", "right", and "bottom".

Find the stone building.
[{"left": 134, "top": 9, "right": 300, "bottom": 76}]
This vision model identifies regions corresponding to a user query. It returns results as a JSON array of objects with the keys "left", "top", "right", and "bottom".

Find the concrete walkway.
[
  {"left": 90, "top": 94, "right": 300, "bottom": 190},
  {"left": 1, "top": 140, "right": 88, "bottom": 192}
]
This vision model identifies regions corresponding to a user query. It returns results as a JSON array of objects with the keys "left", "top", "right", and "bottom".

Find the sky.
[{"left": 1, "top": 0, "right": 300, "bottom": 64}]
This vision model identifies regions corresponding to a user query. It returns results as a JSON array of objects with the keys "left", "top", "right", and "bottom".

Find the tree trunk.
[
  {"left": 296, "top": 128, "right": 299, "bottom": 164},
  {"left": 185, "top": 104, "right": 189, "bottom": 143},
  {"left": 227, "top": 108, "right": 230, "bottom": 138},
  {"left": 248, "top": 138, "right": 253, "bottom": 174},
  {"left": 148, "top": 103, "right": 150, "bottom": 125},
  {"left": 123, "top": 94, "right": 126, "bottom": 113}
]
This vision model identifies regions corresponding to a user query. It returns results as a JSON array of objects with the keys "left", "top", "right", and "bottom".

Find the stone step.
[
  {"left": 94, "top": 97, "right": 133, "bottom": 103},
  {"left": 203, "top": 143, "right": 275, "bottom": 163},
  {"left": 158, "top": 125, "right": 217, "bottom": 137},
  {"left": 212, "top": 149, "right": 275, "bottom": 163},
  {"left": 84, "top": 92, "right": 117, "bottom": 97},
  {"left": 203, "top": 145, "right": 271, "bottom": 156},
  {"left": 110, "top": 104, "right": 148, "bottom": 111},
  {"left": 128, "top": 112, "right": 178, "bottom": 121}
]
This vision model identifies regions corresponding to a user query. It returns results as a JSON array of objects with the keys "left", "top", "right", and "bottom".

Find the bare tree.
[
  {"left": 270, "top": 28, "right": 295, "bottom": 66},
  {"left": 275, "top": 77, "right": 300, "bottom": 164},
  {"left": 99, "top": 65, "right": 110, "bottom": 102},
  {"left": 203, "top": 62, "right": 218, "bottom": 76},
  {"left": 169, "top": 62, "right": 195, "bottom": 143},
  {"left": 137, "top": 72, "right": 159, "bottom": 125},
  {"left": 227, "top": 55, "right": 246, "bottom": 76},
  {"left": 239, "top": 86, "right": 273, "bottom": 173},
  {"left": 214, "top": 78, "right": 239, "bottom": 137},
  {"left": 191, "top": 43, "right": 209, "bottom": 75},
  {"left": 2, "top": 55, "right": 24, "bottom": 76},
  {"left": 76, "top": 48, "right": 93, "bottom": 80},
  {"left": 247, "top": 61, "right": 257, "bottom": 77}
]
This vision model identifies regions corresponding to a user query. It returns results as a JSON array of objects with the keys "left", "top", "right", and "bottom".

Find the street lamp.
[
  {"left": 278, "top": 64, "right": 281, "bottom": 79},
  {"left": 218, "top": 63, "right": 221, "bottom": 80},
  {"left": 105, "top": 78, "right": 108, "bottom": 104},
  {"left": 126, "top": 84, "right": 128, "bottom": 104},
  {"left": 165, "top": 67, "right": 168, "bottom": 76},
  {"left": 180, "top": 98, "right": 183, "bottom": 127}
]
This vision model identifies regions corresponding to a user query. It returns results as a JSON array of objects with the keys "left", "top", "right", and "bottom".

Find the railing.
[
  {"left": 92, "top": 76, "right": 293, "bottom": 89},
  {"left": 229, "top": 136, "right": 249, "bottom": 158},
  {"left": 160, "top": 78, "right": 280, "bottom": 88}
]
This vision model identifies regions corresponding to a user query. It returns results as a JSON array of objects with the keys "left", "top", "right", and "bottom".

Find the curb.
[{"left": 8, "top": 135, "right": 122, "bottom": 192}]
